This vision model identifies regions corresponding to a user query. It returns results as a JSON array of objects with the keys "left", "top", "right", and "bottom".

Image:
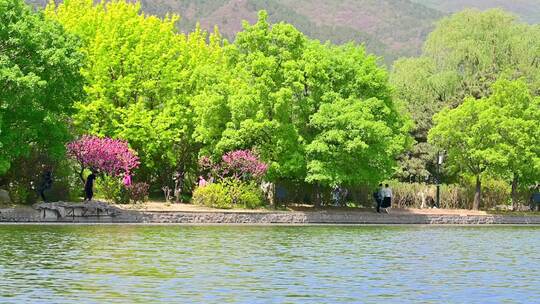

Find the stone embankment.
[{"left": 1, "top": 202, "right": 540, "bottom": 224}]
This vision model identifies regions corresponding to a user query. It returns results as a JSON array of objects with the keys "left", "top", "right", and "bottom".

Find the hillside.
[
  {"left": 27, "top": 0, "right": 540, "bottom": 63},
  {"left": 411, "top": 0, "right": 540, "bottom": 23}
]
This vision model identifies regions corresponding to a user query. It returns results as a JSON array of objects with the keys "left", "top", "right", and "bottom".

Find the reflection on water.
[{"left": 0, "top": 225, "right": 539, "bottom": 303}]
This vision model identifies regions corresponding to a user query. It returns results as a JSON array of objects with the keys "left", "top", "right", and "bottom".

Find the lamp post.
[{"left": 436, "top": 151, "right": 445, "bottom": 208}]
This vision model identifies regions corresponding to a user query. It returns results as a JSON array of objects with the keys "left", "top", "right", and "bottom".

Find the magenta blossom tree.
[
  {"left": 199, "top": 150, "right": 268, "bottom": 182},
  {"left": 67, "top": 135, "right": 140, "bottom": 183},
  {"left": 198, "top": 155, "right": 217, "bottom": 179},
  {"left": 220, "top": 150, "right": 268, "bottom": 181}
]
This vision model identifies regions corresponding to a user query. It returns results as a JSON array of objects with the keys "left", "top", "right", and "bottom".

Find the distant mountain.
[
  {"left": 410, "top": 0, "right": 540, "bottom": 23},
  {"left": 28, "top": 0, "right": 540, "bottom": 64}
]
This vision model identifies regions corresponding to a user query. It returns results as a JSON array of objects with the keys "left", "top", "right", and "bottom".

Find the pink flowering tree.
[
  {"left": 67, "top": 135, "right": 140, "bottom": 184},
  {"left": 199, "top": 150, "right": 268, "bottom": 183},
  {"left": 221, "top": 150, "right": 268, "bottom": 181}
]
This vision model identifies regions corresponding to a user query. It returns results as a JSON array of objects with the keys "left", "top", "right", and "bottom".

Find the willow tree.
[
  {"left": 0, "top": 0, "right": 84, "bottom": 174},
  {"left": 429, "top": 79, "right": 540, "bottom": 210},
  {"left": 392, "top": 9, "right": 540, "bottom": 181}
]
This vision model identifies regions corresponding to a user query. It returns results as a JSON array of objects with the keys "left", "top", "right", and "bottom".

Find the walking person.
[
  {"left": 381, "top": 183, "right": 392, "bottom": 213},
  {"left": 37, "top": 169, "right": 53, "bottom": 202},
  {"left": 332, "top": 186, "right": 341, "bottom": 207},
  {"left": 84, "top": 172, "right": 97, "bottom": 202},
  {"left": 373, "top": 183, "right": 383, "bottom": 213}
]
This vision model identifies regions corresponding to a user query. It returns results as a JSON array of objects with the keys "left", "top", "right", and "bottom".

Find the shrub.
[
  {"left": 224, "top": 179, "right": 265, "bottom": 209},
  {"left": 126, "top": 182, "right": 149, "bottom": 203},
  {"left": 192, "top": 183, "right": 233, "bottom": 209},
  {"left": 389, "top": 179, "right": 513, "bottom": 209},
  {"left": 0, "top": 152, "right": 79, "bottom": 204},
  {"left": 6, "top": 181, "right": 32, "bottom": 204},
  {"left": 193, "top": 179, "right": 266, "bottom": 209},
  {"left": 95, "top": 175, "right": 129, "bottom": 204},
  {"left": 464, "top": 178, "right": 510, "bottom": 209}
]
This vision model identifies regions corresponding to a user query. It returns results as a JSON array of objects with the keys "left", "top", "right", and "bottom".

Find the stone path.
[{"left": 116, "top": 202, "right": 488, "bottom": 215}]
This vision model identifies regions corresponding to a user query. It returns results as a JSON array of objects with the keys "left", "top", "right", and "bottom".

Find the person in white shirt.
[{"left": 381, "top": 184, "right": 392, "bottom": 213}]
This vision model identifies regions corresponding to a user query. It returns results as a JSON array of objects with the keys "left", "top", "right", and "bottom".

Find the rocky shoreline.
[{"left": 1, "top": 203, "right": 540, "bottom": 224}]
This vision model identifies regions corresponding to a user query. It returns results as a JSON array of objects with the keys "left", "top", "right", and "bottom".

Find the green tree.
[
  {"left": 46, "top": 0, "right": 229, "bottom": 189},
  {"left": 429, "top": 79, "right": 540, "bottom": 210},
  {"left": 481, "top": 79, "right": 540, "bottom": 208},
  {"left": 392, "top": 9, "right": 540, "bottom": 182},
  {"left": 303, "top": 42, "right": 411, "bottom": 196},
  {"left": 216, "top": 11, "right": 410, "bottom": 193},
  {"left": 215, "top": 11, "right": 309, "bottom": 180},
  {"left": 0, "top": 0, "right": 84, "bottom": 174},
  {"left": 306, "top": 95, "right": 411, "bottom": 188}
]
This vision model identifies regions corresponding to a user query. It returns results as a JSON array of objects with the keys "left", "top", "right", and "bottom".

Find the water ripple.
[{"left": 0, "top": 225, "right": 539, "bottom": 303}]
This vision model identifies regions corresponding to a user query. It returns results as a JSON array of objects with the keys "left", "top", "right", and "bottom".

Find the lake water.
[{"left": 0, "top": 225, "right": 538, "bottom": 303}]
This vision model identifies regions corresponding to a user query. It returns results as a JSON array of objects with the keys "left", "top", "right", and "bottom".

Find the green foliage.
[
  {"left": 95, "top": 175, "right": 129, "bottom": 204},
  {"left": 192, "top": 183, "right": 233, "bottom": 209},
  {"left": 306, "top": 96, "right": 411, "bottom": 187},
  {"left": 483, "top": 80, "right": 540, "bottom": 184},
  {"left": 192, "top": 180, "right": 265, "bottom": 209},
  {"left": 5, "top": 182, "right": 32, "bottom": 205},
  {"left": 392, "top": 9, "right": 540, "bottom": 182},
  {"left": 46, "top": 0, "right": 232, "bottom": 187},
  {"left": 223, "top": 178, "right": 265, "bottom": 209},
  {"left": 44, "top": 4, "right": 410, "bottom": 194},
  {"left": 429, "top": 79, "right": 540, "bottom": 208},
  {"left": 214, "top": 11, "right": 308, "bottom": 180},
  {"left": 95, "top": 176, "right": 150, "bottom": 204},
  {"left": 213, "top": 12, "right": 410, "bottom": 186},
  {"left": 424, "top": 9, "right": 540, "bottom": 99},
  {"left": 0, "top": 0, "right": 84, "bottom": 174},
  {"left": 3, "top": 0, "right": 536, "bottom": 210},
  {"left": 302, "top": 42, "right": 411, "bottom": 187},
  {"left": 429, "top": 79, "right": 540, "bottom": 180},
  {"left": 0, "top": 149, "right": 79, "bottom": 204}
]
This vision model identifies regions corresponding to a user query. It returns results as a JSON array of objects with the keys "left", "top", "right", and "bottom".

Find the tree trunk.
[
  {"left": 511, "top": 174, "right": 518, "bottom": 210},
  {"left": 314, "top": 183, "right": 322, "bottom": 208},
  {"left": 473, "top": 175, "right": 482, "bottom": 210},
  {"left": 78, "top": 167, "right": 86, "bottom": 186},
  {"left": 269, "top": 182, "right": 275, "bottom": 209}
]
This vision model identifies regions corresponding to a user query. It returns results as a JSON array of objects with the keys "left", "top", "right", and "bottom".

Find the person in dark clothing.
[
  {"left": 373, "top": 183, "right": 383, "bottom": 213},
  {"left": 37, "top": 170, "right": 53, "bottom": 202},
  {"left": 531, "top": 186, "right": 540, "bottom": 211},
  {"left": 276, "top": 185, "right": 287, "bottom": 205},
  {"left": 84, "top": 172, "right": 97, "bottom": 201}
]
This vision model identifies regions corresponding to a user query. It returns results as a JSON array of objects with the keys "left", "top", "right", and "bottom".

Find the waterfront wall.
[{"left": 1, "top": 207, "right": 540, "bottom": 224}]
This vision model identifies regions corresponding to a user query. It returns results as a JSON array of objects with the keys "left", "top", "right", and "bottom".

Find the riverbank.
[{"left": 1, "top": 203, "right": 540, "bottom": 224}]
